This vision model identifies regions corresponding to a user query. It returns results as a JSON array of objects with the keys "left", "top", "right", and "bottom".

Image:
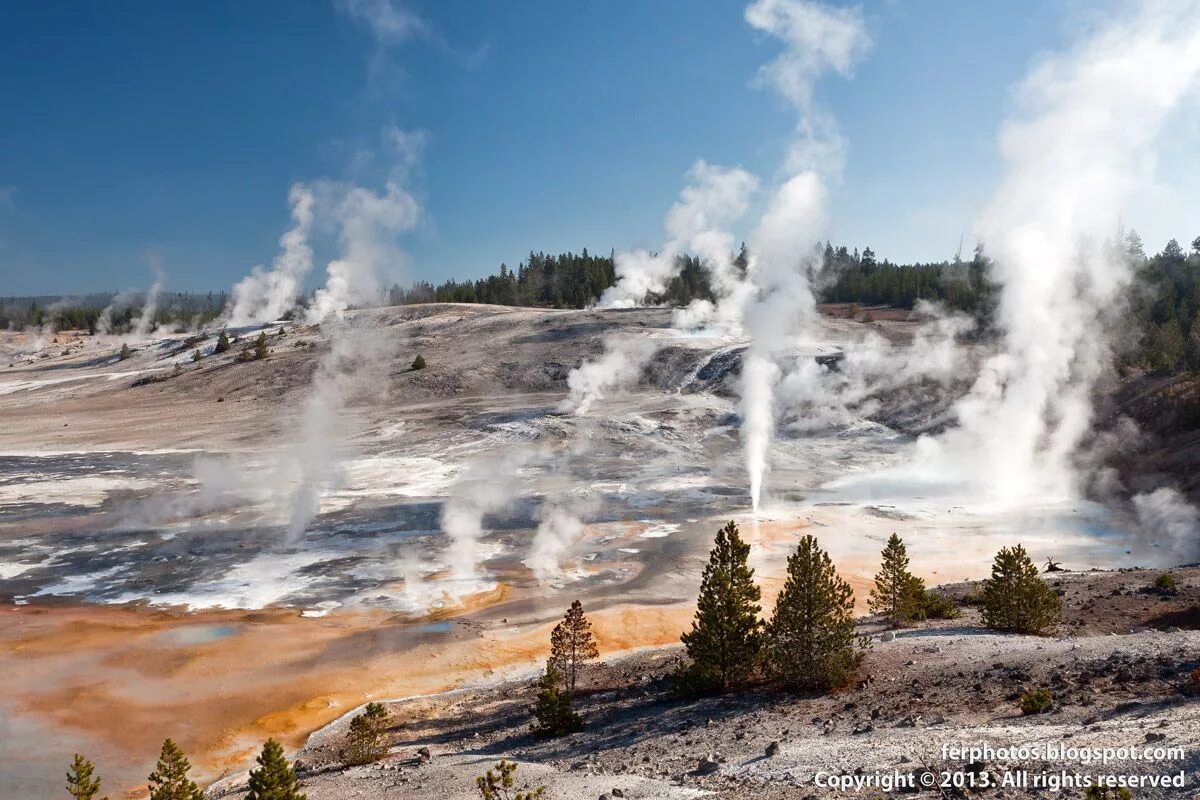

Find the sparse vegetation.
[
  {"left": 342, "top": 701, "right": 390, "bottom": 765},
  {"left": 982, "top": 544, "right": 1062, "bottom": 635},
  {"left": 411, "top": 354, "right": 427, "bottom": 370},
  {"left": 1084, "top": 787, "right": 1133, "bottom": 800},
  {"left": 147, "top": 739, "right": 204, "bottom": 800},
  {"left": 530, "top": 663, "right": 582, "bottom": 738},
  {"left": 677, "top": 520, "right": 763, "bottom": 695},
  {"left": 66, "top": 754, "right": 106, "bottom": 800},
  {"left": 549, "top": 600, "right": 598, "bottom": 693},
  {"left": 244, "top": 738, "right": 306, "bottom": 800},
  {"left": 214, "top": 330, "right": 231, "bottom": 354},
  {"left": 190, "top": 349, "right": 201, "bottom": 363},
  {"left": 868, "top": 533, "right": 926, "bottom": 627},
  {"left": 1020, "top": 687, "right": 1053, "bottom": 715},
  {"left": 119, "top": 343, "right": 131, "bottom": 360},
  {"left": 920, "top": 589, "right": 961, "bottom": 620},
  {"left": 1153, "top": 572, "right": 1178, "bottom": 594},
  {"left": 766, "top": 534, "right": 866, "bottom": 692},
  {"left": 476, "top": 759, "right": 545, "bottom": 800}
]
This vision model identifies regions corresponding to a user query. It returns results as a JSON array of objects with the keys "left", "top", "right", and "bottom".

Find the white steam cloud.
[
  {"left": 598, "top": 161, "right": 759, "bottom": 310},
  {"left": 918, "top": 0, "right": 1200, "bottom": 505},
  {"left": 738, "top": 0, "right": 870, "bottom": 510},
  {"left": 441, "top": 448, "right": 538, "bottom": 583},
  {"left": 1133, "top": 487, "right": 1200, "bottom": 563},
  {"left": 305, "top": 180, "right": 421, "bottom": 323},
  {"left": 129, "top": 267, "right": 165, "bottom": 342},
  {"left": 525, "top": 493, "right": 598, "bottom": 583},
  {"left": 226, "top": 185, "right": 317, "bottom": 327},
  {"left": 559, "top": 334, "right": 658, "bottom": 415}
]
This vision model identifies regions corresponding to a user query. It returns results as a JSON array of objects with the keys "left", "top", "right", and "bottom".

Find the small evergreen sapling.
[
  {"left": 253, "top": 332, "right": 269, "bottom": 360},
  {"left": 343, "top": 701, "right": 390, "bottom": 765},
  {"left": 982, "top": 544, "right": 1062, "bottom": 634},
  {"left": 476, "top": 759, "right": 545, "bottom": 800},
  {"left": 530, "top": 663, "right": 583, "bottom": 737}
]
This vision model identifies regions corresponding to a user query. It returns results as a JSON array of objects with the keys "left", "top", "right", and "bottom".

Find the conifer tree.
[
  {"left": 982, "top": 544, "right": 1062, "bottom": 634},
  {"left": 119, "top": 343, "right": 131, "bottom": 360},
  {"left": 476, "top": 759, "right": 545, "bottom": 800},
  {"left": 530, "top": 663, "right": 583, "bottom": 738},
  {"left": 868, "top": 533, "right": 926, "bottom": 627},
  {"left": 214, "top": 330, "right": 231, "bottom": 354},
  {"left": 66, "top": 754, "right": 106, "bottom": 800},
  {"left": 253, "top": 331, "right": 269, "bottom": 360},
  {"left": 147, "top": 739, "right": 204, "bottom": 800},
  {"left": 549, "top": 600, "right": 598, "bottom": 693},
  {"left": 679, "top": 520, "right": 763, "bottom": 693},
  {"left": 244, "top": 738, "right": 306, "bottom": 800},
  {"left": 766, "top": 535, "right": 865, "bottom": 691},
  {"left": 343, "top": 702, "right": 389, "bottom": 765}
]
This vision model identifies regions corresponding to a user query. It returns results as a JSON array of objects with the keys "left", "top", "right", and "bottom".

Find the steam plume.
[
  {"left": 226, "top": 185, "right": 316, "bottom": 327},
  {"left": 920, "top": 0, "right": 1200, "bottom": 504},
  {"left": 598, "top": 161, "right": 758, "bottom": 310},
  {"left": 305, "top": 180, "right": 420, "bottom": 323},
  {"left": 129, "top": 267, "right": 165, "bottom": 341},
  {"left": 559, "top": 334, "right": 658, "bottom": 415},
  {"left": 525, "top": 494, "right": 598, "bottom": 583},
  {"left": 738, "top": 0, "right": 870, "bottom": 510}
]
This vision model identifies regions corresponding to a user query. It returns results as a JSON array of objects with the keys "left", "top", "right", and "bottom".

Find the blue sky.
[{"left": 0, "top": 0, "right": 1192, "bottom": 296}]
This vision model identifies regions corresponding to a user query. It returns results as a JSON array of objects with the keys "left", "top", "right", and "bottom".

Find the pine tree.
[
  {"left": 253, "top": 332, "right": 269, "bottom": 360},
  {"left": 981, "top": 545, "right": 1062, "bottom": 635},
  {"left": 66, "top": 754, "right": 106, "bottom": 800},
  {"left": 147, "top": 739, "right": 204, "bottom": 800},
  {"left": 868, "top": 533, "right": 926, "bottom": 627},
  {"left": 766, "top": 535, "right": 865, "bottom": 691},
  {"left": 245, "top": 738, "right": 306, "bottom": 800},
  {"left": 411, "top": 354, "right": 426, "bottom": 370},
  {"left": 215, "top": 330, "right": 231, "bottom": 354},
  {"left": 530, "top": 663, "right": 583, "bottom": 738},
  {"left": 679, "top": 520, "right": 763, "bottom": 694},
  {"left": 119, "top": 343, "right": 131, "bottom": 360},
  {"left": 343, "top": 702, "right": 389, "bottom": 765},
  {"left": 549, "top": 600, "right": 598, "bottom": 693},
  {"left": 476, "top": 759, "right": 545, "bottom": 800}
]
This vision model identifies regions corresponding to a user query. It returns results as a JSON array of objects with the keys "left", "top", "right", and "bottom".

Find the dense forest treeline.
[{"left": 7, "top": 234, "right": 1200, "bottom": 375}]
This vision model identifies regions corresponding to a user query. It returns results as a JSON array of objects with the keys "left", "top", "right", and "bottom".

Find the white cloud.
[{"left": 336, "top": 0, "right": 430, "bottom": 45}]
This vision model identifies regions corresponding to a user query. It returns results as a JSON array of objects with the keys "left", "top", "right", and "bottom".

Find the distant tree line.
[
  {"left": 11, "top": 234, "right": 1200, "bottom": 377},
  {"left": 818, "top": 242, "right": 999, "bottom": 316},
  {"left": 0, "top": 292, "right": 226, "bottom": 334}
]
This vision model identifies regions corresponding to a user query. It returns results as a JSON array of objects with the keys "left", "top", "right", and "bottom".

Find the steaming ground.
[{"left": 0, "top": 303, "right": 1180, "bottom": 795}]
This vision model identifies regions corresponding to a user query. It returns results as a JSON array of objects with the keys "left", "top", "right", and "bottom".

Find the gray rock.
[
  {"left": 880, "top": 631, "right": 896, "bottom": 642},
  {"left": 612, "top": 790, "right": 625, "bottom": 798},
  {"left": 416, "top": 747, "right": 431, "bottom": 763},
  {"left": 697, "top": 755, "right": 721, "bottom": 775}
]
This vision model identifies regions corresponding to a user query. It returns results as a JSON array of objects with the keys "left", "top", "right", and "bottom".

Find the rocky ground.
[{"left": 207, "top": 566, "right": 1200, "bottom": 800}]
